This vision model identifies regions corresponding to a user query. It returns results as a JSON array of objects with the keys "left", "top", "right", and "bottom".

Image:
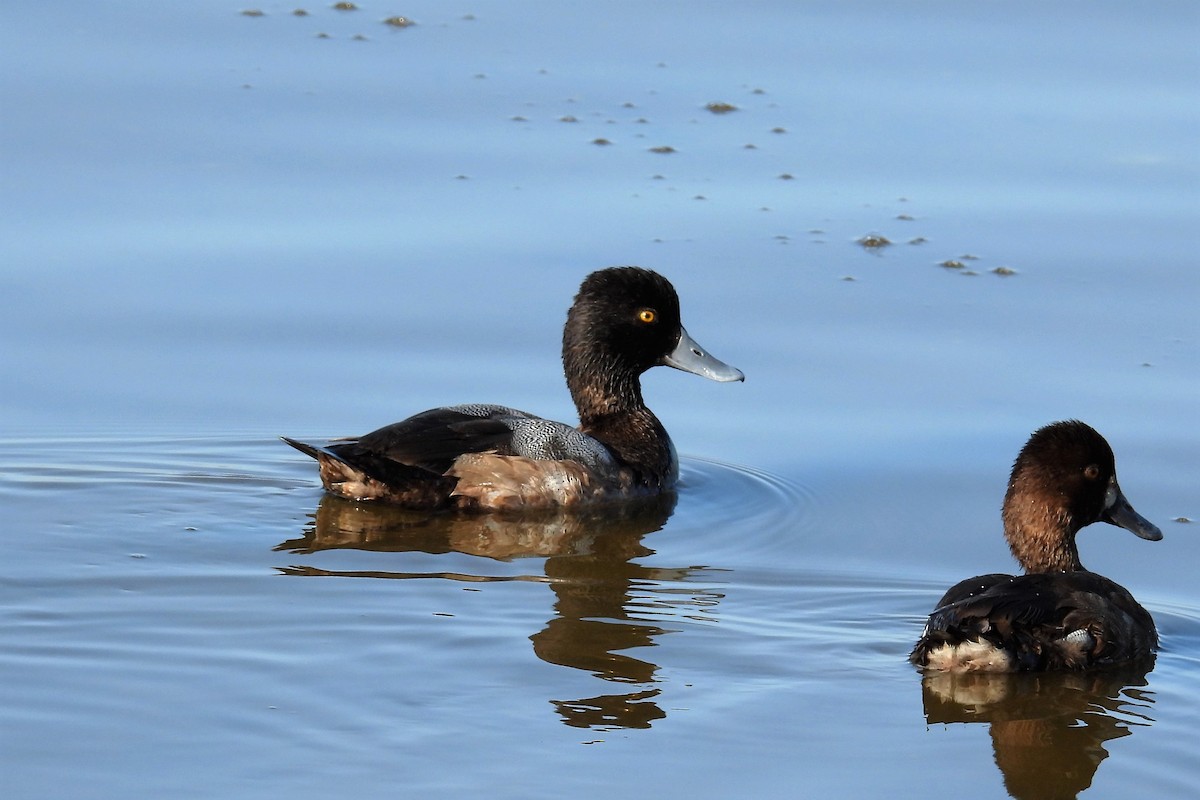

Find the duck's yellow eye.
[
  {"left": 637, "top": 308, "right": 657, "bottom": 324},
  {"left": 1083, "top": 464, "right": 1100, "bottom": 480}
]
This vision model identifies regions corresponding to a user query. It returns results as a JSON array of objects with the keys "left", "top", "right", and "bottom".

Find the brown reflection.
[
  {"left": 277, "top": 493, "right": 724, "bottom": 730},
  {"left": 920, "top": 663, "right": 1156, "bottom": 800}
]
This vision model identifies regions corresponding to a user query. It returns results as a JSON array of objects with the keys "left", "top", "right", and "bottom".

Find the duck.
[
  {"left": 283, "top": 266, "right": 744, "bottom": 510},
  {"left": 910, "top": 420, "right": 1163, "bottom": 672}
]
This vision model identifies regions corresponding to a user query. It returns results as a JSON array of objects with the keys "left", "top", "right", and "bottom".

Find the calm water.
[{"left": 3, "top": 2, "right": 1198, "bottom": 798}]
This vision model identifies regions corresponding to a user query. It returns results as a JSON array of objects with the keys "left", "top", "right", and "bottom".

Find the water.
[{"left": 2, "top": 2, "right": 1198, "bottom": 798}]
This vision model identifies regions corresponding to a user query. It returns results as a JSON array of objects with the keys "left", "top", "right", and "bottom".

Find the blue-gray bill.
[
  {"left": 662, "top": 327, "right": 745, "bottom": 383},
  {"left": 1103, "top": 479, "right": 1163, "bottom": 541}
]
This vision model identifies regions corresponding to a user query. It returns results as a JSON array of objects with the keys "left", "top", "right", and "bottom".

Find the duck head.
[{"left": 1001, "top": 420, "right": 1161, "bottom": 573}]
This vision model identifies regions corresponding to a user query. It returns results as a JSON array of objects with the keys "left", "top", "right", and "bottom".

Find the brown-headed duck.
[
  {"left": 283, "top": 266, "right": 743, "bottom": 510},
  {"left": 911, "top": 420, "right": 1162, "bottom": 672}
]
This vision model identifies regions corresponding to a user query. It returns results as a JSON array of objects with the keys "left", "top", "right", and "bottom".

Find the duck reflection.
[
  {"left": 920, "top": 664, "right": 1156, "bottom": 800},
  {"left": 276, "top": 493, "right": 723, "bottom": 730}
]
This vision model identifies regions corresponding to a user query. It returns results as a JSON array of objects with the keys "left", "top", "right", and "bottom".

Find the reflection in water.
[
  {"left": 277, "top": 493, "right": 726, "bottom": 730},
  {"left": 920, "top": 664, "right": 1156, "bottom": 800}
]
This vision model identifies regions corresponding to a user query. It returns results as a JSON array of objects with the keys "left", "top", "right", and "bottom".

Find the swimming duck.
[
  {"left": 283, "top": 266, "right": 744, "bottom": 510},
  {"left": 910, "top": 420, "right": 1162, "bottom": 672}
]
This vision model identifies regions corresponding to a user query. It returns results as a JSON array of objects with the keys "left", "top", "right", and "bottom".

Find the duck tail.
[{"left": 280, "top": 436, "right": 325, "bottom": 461}]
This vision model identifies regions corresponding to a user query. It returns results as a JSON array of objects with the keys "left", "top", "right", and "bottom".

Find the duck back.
[{"left": 911, "top": 571, "right": 1157, "bottom": 672}]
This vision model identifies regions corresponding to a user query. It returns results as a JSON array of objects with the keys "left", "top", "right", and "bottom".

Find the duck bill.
[
  {"left": 1102, "top": 479, "right": 1163, "bottom": 541},
  {"left": 662, "top": 327, "right": 745, "bottom": 383}
]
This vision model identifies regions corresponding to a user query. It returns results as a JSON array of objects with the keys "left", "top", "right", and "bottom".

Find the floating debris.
[
  {"left": 991, "top": 266, "right": 1017, "bottom": 276},
  {"left": 705, "top": 102, "right": 738, "bottom": 114},
  {"left": 592, "top": 138, "right": 612, "bottom": 146},
  {"left": 771, "top": 127, "right": 787, "bottom": 134},
  {"left": 908, "top": 237, "right": 927, "bottom": 245},
  {"left": 333, "top": 2, "right": 358, "bottom": 10},
  {"left": 744, "top": 143, "right": 757, "bottom": 149},
  {"left": 241, "top": 9, "right": 265, "bottom": 16},
  {"left": 842, "top": 275, "right": 857, "bottom": 281},
  {"left": 352, "top": 33, "right": 368, "bottom": 40},
  {"left": 648, "top": 145, "right": 676, "bottom": 154},
  {"left": 939, "top": 259, "right": 966, "bottom": 269},
  {"left": 316, "top": 31, "right": 331, "bottom": 38},
  {"left": 622, "top": 101, "right": 637, "bottom": 109},
  {"left": 293, "top": 9, "right": 309, "bottom": 16},
  {"left": 1175, "top": 517, "right": 1193, "bottom": 524},
  {"left": 778, "top": 173, "right": 794, "bottom": 180},
  {"left": 857, "top": 234, "right": 891, "bottom": 249},
  {"left": 960, "top": 253, "right": 980, "bottom": 261},
  {"left": 510, "top": 115, "right": 528, "bottom": 122},
  {"left": 559, "top": 115, "right": 579, "bottom": 123},
  {"left": 383, "top": 16, "right": 415, "bottom": 27},
  {"left": 752, "top": 87, "right": 767, "bottom": 95},
  {"left": 896, "top": 214, "right": 914, "bottom": 221}
]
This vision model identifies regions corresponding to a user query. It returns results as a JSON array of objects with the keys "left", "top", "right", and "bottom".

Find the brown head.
[{"left": 1001, "top": 420, "right": 1162, "bottom": 573}]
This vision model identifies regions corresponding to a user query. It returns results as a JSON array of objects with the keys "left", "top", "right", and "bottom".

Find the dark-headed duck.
[
  {"left": 910, "top": 420, "right": 1162, "bottom": 672},
  {"left": 283, "top": 266, "right": 743, "bottom": 510}
]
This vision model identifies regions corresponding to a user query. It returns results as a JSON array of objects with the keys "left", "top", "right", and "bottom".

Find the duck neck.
[
  {"left": 565, "top": 355, "right": 674, "bottom": 487},
  {"left": 1001, "top": 496, "right": 1084, "bottom": 573}
]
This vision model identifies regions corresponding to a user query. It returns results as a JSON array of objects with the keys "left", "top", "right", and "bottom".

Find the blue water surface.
[{"left": 2, "top": 2, "right": 1198, "bottom": 798}]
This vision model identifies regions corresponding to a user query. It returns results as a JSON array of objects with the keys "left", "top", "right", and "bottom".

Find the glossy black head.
[
  {"left": 564, "top": 266, "right": 685, "bottom": 376},
  {"left": 562, "top": 266, "right": 742, "bottom": 423},
  {"left": 1002, "top": 420, "right": 1161, "bottom": 572}
]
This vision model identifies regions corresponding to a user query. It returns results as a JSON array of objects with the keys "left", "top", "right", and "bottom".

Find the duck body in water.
[
  {"left": 911, "top": 421, "right": 1162, "bottom": 672},
  {"left": 283, "top": 267, "right": 743, "bottom": 511}
]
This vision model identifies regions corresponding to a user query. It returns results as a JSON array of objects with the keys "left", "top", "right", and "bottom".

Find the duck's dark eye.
[
  {"left": 1083, "top": 464, "right": 1100, "bottom": 480},
  {"left": 637, "top": 308, "right": 657, "bottom": 324}
]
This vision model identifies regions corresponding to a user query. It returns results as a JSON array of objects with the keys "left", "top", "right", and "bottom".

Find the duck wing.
[
  {"left": 355, "top": 406, "right": 521, "bottom": 474},
  {"left": 283, "top": 405, "right": 621, "bottom": 507}
]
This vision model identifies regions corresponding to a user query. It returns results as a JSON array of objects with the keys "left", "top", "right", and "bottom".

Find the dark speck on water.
[{"left": 857, "top": 233, "right": 892, "bottom": 248}]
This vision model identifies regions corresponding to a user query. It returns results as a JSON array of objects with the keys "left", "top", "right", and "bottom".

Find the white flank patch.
[{"left": 924, "top": 640, "right": 1014, "bottom": 673}]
